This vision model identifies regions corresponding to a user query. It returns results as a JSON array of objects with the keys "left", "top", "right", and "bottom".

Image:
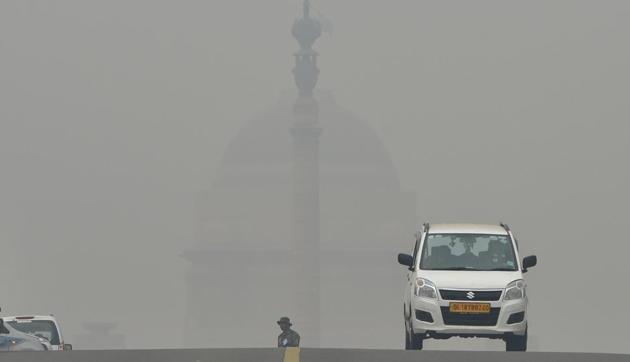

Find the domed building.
[{"left": 182, "top": 1, "right": 416, "bottom": 348}]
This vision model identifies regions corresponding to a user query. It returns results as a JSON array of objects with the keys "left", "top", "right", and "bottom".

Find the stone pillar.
[
  {"left": 290, "top": 1, "right": 323, "bottom": 346},
  {"left": 290, "top": 98, "right": 322, "bottom": 347}
]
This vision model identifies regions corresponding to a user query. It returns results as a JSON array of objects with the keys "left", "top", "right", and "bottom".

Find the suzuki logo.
[{"left": 466, "top": 291, "right": 475, "bottom": 300}]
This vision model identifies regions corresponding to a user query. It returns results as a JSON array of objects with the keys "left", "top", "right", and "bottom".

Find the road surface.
[{"left": 0, "top": 348, "right": 628, "bottom": 362}]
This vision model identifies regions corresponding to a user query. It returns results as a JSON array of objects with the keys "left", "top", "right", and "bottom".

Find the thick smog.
[{"left": 1, "top": 1, "right": 629, "bottom": 361}]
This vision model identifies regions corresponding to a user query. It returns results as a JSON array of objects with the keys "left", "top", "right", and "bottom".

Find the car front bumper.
[{"left": 411, "top": 296, "right": 528, "bottom": 338}]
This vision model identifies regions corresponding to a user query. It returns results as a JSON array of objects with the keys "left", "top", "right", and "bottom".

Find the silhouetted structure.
[
  {"left": 182, "top": 1, "right": 416, "bottom": 348},
  {"left": 290, "top": 0, "right": 323, "bottom": 346}
]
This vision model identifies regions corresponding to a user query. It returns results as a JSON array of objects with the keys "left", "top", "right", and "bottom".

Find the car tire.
[
  {"left": 405, "top": 321, "right": 423, "bottom": 350},
  {"left": 409, "top": 330, "right": 424, "bottom": 350},
  {"left": 505, "top": 328, "right": 527, "bottom": 352}
]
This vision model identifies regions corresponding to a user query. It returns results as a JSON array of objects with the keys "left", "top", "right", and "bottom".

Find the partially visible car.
[
  {"left": 2, "top": 315, "right": 71, "bottom": 351},
  {"left": 0, "top": 318, "right": 48, "bottom": 351}
]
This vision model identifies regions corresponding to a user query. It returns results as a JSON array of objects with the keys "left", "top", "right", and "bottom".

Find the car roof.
[
  {"left": 427, "top": 223, "right": 508, "bottom": 235},
  {"left": 2, "top": 315, "right": 59, "bottom": 323}
]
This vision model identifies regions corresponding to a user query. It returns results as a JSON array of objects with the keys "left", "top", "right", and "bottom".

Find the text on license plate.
[{"left": 449, "top": 303, "right": 491, "bottom": 314}]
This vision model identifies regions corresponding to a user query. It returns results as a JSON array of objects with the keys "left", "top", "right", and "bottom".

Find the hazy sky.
[{"left": 1, "top": 0, "right": 629, "bottom": 353}]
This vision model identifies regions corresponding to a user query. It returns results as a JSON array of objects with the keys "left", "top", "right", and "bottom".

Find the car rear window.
[{"left": 7, "top": 320, "right": 60, "bottom": 345}]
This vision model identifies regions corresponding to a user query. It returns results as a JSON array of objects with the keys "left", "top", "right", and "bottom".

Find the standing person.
[{"left": 277, "top": 317, "right": 300, "bottom": 347}]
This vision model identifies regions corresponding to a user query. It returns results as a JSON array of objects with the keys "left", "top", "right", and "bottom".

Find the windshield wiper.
[
  {"left": 437, "top": 266, "right": 478, "bottom": 271},
  {"left": 487, "top": 267, "right": 517, "bottom": 271}
]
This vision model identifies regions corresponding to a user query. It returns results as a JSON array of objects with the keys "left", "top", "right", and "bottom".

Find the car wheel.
[
  {"left": 505, "top": 328, "right": 527, "bottom": 352},
  {"left": 409, "top": 330, "right": 424, "bottom": 350},
  {"left": 405, "top": 320, "right": 423, "bottom": 350}
]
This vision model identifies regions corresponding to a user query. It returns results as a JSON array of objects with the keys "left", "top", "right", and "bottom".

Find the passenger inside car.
[
  {"left": 456, "top": 235, "right": 479, "bottom": 267},
  {"left": 479, "top": 239, "right": 507, "bottom": 266},
  {"left": 429, "top": 245, "right": 454, "bottom": 269}
]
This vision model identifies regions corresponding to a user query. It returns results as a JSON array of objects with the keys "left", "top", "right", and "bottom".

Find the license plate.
[{"left": 449, "top": 303, "right": 491, "bottom": 314}]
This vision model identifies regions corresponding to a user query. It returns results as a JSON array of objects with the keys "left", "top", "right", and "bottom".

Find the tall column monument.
[{"left": 290, "top": 0, "right": 322, "bottom": 347}]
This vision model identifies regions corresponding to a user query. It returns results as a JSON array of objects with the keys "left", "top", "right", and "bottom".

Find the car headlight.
[
  {"left": 414, "top": 278, "right": 437, "bottom": 299},
  {"left": 504, "top": 279, "right": 526, "bottom": 301}
]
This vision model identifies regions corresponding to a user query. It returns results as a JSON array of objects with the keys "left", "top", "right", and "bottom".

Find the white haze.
[{"left": 1, "top": 0, "right": 629, "bottom": 354}]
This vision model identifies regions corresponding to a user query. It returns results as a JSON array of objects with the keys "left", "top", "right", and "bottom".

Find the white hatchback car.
[
  {"left": 398, "top": 223, "right": 537, "bottom": 351},
  {"left": 2, "top": 315, "right": 71, "bottom": 351}
]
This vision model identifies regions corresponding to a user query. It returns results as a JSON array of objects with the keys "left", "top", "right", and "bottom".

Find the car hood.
[{"left": 419, "top": 270, "right": 522, "bottom": 289}]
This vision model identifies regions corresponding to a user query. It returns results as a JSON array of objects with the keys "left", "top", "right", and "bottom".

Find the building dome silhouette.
[
  {"left": 220, "top": 92, "right": 399, "bottom": 185},
  {"left": 199, "top": 90, "right": 413, "bottom": 251},
  {"left": 184, "top": 90, "right": 416, "bottom": 348},
  {"left": 183, "top": 1, "right": 415, "bottom": 348}
]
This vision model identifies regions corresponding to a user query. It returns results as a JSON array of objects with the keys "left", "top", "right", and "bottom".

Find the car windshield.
[
  {"left": 7, "top": 320, "right": 60, "bottom": 345},
  {"left": 420, "top": 233, "right": 518, "bottom": 271}
]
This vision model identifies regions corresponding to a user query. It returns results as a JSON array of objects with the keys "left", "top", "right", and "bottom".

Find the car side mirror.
[
  {"left": 64, "top": 344, "right": 73, "bottom": 351},
  {"left": 522, "top": 255, "right": 537, "bottom": 272},
  {"left": 398, "top": 253, "right": 414, "bottom": 269}
]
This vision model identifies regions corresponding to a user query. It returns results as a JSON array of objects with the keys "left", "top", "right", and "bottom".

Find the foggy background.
[{"left": 1, "top": 0, "right": 629, "bottom": 354}]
